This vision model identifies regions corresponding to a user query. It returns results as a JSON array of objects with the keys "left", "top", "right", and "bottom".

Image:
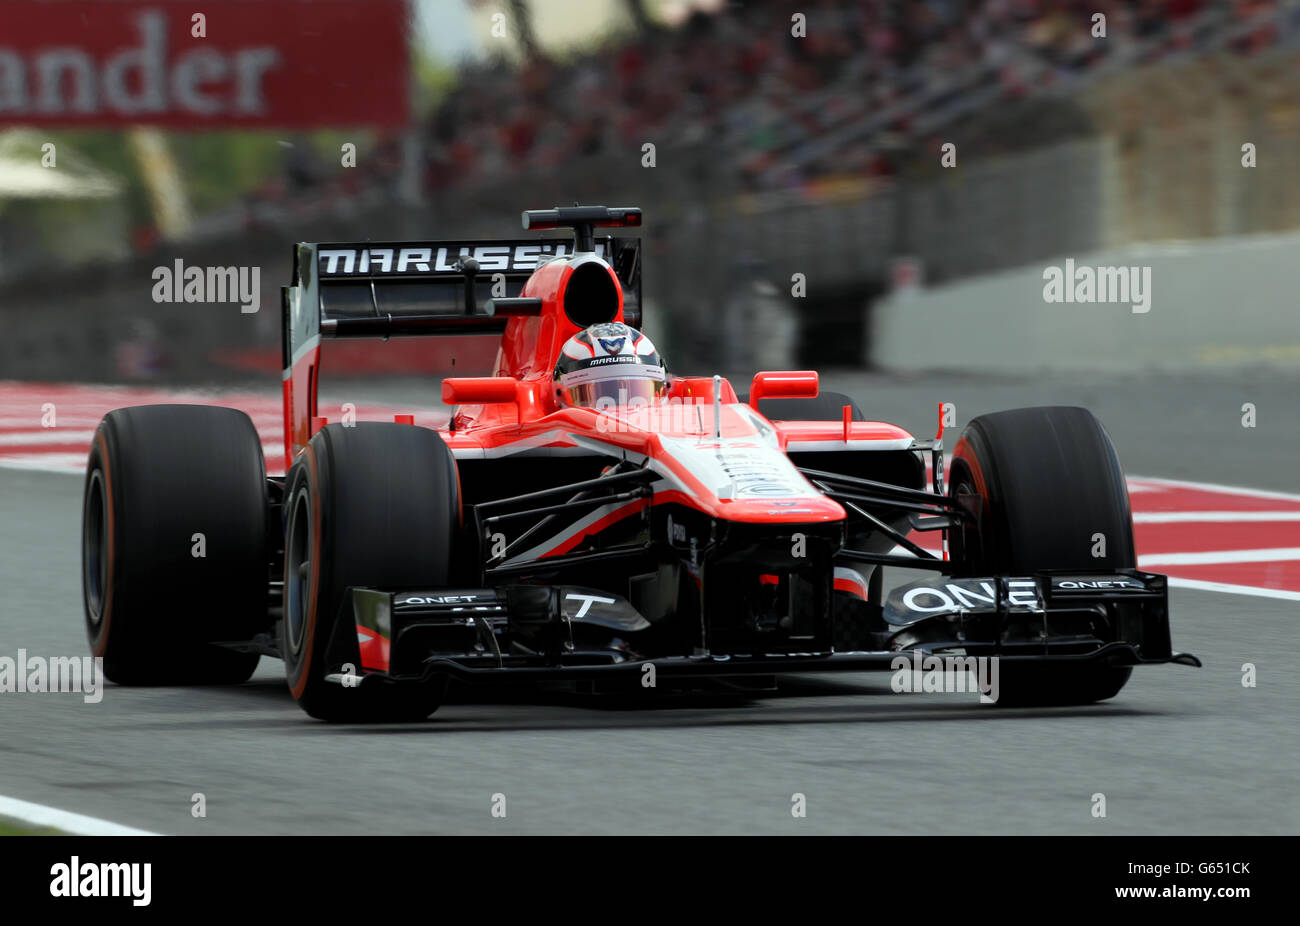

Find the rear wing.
[
  {"left": 279, "top": 235, "right": 641, "bottom": 465},
  {"left": 281, "top": 236, "right": 642, "bottom": 372}
]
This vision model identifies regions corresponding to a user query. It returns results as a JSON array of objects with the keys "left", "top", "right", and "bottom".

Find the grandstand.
[{"left": 2, "top": 0, "right": 1299, "bottom": 379}]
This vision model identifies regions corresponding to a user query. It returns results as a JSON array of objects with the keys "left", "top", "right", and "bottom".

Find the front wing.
[{"left": 319, "top": 569, "right": 1200, "bottom": 689}]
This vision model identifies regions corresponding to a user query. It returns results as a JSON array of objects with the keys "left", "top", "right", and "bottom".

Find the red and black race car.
[{"left": 80, "top": 206, "right": 1198, "bottom": 721}]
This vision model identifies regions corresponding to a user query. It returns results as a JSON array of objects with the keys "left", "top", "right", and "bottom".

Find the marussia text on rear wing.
[{"left": 282, "top": 235, "right": 641, "bottom": 359}]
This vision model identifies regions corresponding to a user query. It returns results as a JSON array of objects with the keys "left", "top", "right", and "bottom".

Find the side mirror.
[
  {"left": 748, "top": 371, "right": 819, "bottom": 405},
  {"left": 442, "top": 377, "right": 518, "bottom": 405}
]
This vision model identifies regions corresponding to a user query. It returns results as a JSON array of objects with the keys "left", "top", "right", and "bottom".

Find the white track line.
[
  {"left": 0, "top": 444, "right": 285, "bottom": 475},
  {"left": 1167, "top": 577, "right": 1300, "bottom": 602},
  {"left": 1129, "top": 474, "right": 1300, "bottom": 504},
  {"left": 1140, "top": 547, "right": 1300, "bottom": 567},
  {"left": 1134, "top": 511, "right": 1300, "bottom": 523},
  {"left": 0, "top": 793, "right": 161, "bottom": 836},
  {"left": 0, "top": 435, "right": 285, "bottom": 451},
  {"left": 887, "top": 543, "right": 1300, "bottom": 601},
  {"left": 0, "top": 430, "right": 96, "bottom": 446},
  {"left": 0, "top": 454, "right": 87, "bottom": 474}
]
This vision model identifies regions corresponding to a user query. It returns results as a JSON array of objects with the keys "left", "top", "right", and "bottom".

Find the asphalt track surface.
[{"left": 1, "top": 370, "right": 1297, "bottom": 835}]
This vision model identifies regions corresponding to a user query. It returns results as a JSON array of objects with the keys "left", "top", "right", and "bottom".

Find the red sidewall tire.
[
  {"left": 82, "top": 405, "right": 267, "bottom": 685},
  {"left": 281, "top": 423, "right": 459, "bottom": 722},
  {"left": 946, "top": 406, "right": 1137, "bottom": 706}
]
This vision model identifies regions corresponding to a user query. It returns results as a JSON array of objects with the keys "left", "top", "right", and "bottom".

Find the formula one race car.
[{"left": 80, "top": 205, "right": 1199, "bottom": 721}]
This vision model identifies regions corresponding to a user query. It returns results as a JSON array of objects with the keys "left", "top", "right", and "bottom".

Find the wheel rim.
[
  {"left": 284, "top": 485, "right": 313, "bottom": 656},
  {"left": 83, "top": 469, "right": 108, "bottom": 627}
]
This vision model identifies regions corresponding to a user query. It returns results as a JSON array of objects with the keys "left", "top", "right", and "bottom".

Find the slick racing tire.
[
  {"left": 744, "top": 390, "right": 864, "bottom": 422},
  {"left": 82, "top": 405, "right": 267, "bottom": 685},
  {"left": 282, "top": 423, "right": 458, "bottom": 722},
  {"left": 947, "top": 406, "right": 1134, "bottom": 706}
]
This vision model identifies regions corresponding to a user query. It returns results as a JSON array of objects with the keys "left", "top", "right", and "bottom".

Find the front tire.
[
  {"left": 82, "top": 405, "right": 267, "bottom": 685},
  {"left": 948, "top": 406, "right": 1135, "bottom": 706},
  {"left": 282, "top": 423, "right": 459, "bottom": 722}
]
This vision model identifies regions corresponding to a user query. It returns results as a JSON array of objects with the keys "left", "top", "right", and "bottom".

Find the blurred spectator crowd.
[
  {"left": 419, "top": 0, "right": 1292, "bottom": 195},
  {"left": 169, "top": 0, "right": 1300, "bottom": 249}
]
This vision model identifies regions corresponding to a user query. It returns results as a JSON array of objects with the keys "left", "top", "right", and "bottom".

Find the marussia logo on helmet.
[{"left": 597, "top": 337, "right": 626, "bottom": 354}]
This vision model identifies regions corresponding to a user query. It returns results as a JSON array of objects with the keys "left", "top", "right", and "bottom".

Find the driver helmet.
[{"left": 553, "top": 322, "right": 667, "bottom": 410}]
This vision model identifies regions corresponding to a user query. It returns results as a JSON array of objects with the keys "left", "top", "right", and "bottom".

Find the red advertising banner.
[{"left": 0, "top": 0, "right": 410, "bottom": 128}]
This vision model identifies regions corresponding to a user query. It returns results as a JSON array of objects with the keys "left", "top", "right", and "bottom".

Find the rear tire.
[
  {"left": 282, "top": 423, "right": 459, "bottom": 722},
  {"left": 948, "top": 406, "right": 1135, "bottom": 706},
  {"left": 82, "top": 405, "right": 267, "bottom": 685}
]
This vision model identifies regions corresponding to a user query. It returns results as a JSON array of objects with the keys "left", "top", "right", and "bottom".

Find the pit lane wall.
[{"left": 869, "top": 227, "right": 1300, "bottom": 374}]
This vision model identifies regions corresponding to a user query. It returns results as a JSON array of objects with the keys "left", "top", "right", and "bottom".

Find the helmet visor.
[{"left": 560, "top": 377, "right": 667, "bottom": 410}]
